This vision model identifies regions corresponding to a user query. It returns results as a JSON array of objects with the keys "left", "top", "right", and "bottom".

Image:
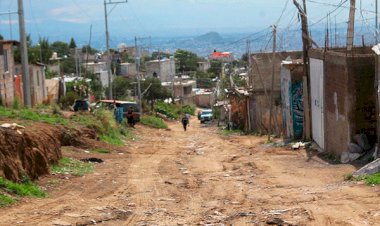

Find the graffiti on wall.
[{"left": 290, "top": 81, "right": 304, "bottom": 139}]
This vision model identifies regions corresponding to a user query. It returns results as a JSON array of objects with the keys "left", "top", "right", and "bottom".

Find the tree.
[
  {"left": 51, "top": 41, "right": 69, "bottom": 57},
  {"left": 0, "top": 34, "right": 3, "bottom": 40},
  {"left": 61, "top": 57, "right": 76, "bottom": 74},
  {"left": 141, "top": 77, "right": 171, "bottom": 108},
  {"left": 207, "top": 60, "right": 222, "bottom": 77},
  {"left": 38, "top": 37, "right": 52, "bottom": 65},
  {"left": 152, "top": 51, "right": 171, "bottom": 60},
  {"left": 13, "top": 35, "right": 39, "bottom": 63},
  {"left": 82, "top": 44, "right": 98, "bottom": 55},
  {"left": 69, "top": 37, "right": 77, "bottom": 49},
  {"left": 195, "top": 71, "right": 215, "bottom": 88},
  {"left": 85, "top": 72, "right": 104, "bottom": 100},
  {"left": 174, "top": 49, "right": 199, "bottom": 73},
  {"left": 112, "top": 76, "right": 132, "bottom": 99}
]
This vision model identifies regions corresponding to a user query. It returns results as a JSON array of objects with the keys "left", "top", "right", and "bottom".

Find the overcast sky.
[{"left": 0, "top": 0, "right": 377, "bottom": 47}]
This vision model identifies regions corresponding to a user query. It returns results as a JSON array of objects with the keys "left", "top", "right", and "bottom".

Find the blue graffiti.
[{"left": 290, "top": 81, "right": 304, "bottom": 139}]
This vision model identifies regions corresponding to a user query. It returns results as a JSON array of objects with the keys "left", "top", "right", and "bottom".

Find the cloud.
[
  {"left": 57, "top": 18, "right": 89, "bottom": 24},
  {"left": 49, "top": 6, "right": 79, "bottom": 17},
  {"left": 0, "top": 20, "right": 17, "bottom": 25}
]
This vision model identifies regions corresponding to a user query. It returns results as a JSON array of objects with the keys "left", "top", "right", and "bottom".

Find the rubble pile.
[{"left": 341, "top": 134, "right": 378, "bottom": 164}]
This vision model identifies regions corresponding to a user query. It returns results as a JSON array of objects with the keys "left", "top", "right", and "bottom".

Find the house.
[
  {"left": 0, "top": 40, "right": 18, "bottom": 106},
  {"left": 209, "top": 51, "right": 234, "bottom": 62},
  {"left": 309, "top": 47, "right": 376, "bottom": 155},
  {"left": 83, "top": 62, "right": 109, "bottom": 87},
  {"left": 146, "top": 58, "right": 175, "bottom": 82},
  {"left": 193, "top": 88, "right": 215, "bottom": 108},
  {"left": 197, "top": 61, "right": 211, "bottom": 72},
  {"left": 280, "top": 59, "right": 304, "bottom": 139},
  {"left": 226, "top": 88, "right": 251, "bottom": 131},
  {"left": 248, "top": 51, "right": 302, "bottom": 134},
  {"left": 214, "top": 100, "right": 230, "bottom": 126},
  {"left": 120, "top": 62, "right": 137, "bottom": 77},
  {"left": 14, "top": 63, "right": 47, "bottom": 106},
  {"left": 162, "top": 78, "right": 196, "bottom": 105}
]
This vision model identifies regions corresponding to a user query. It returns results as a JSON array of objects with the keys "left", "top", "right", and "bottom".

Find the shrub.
[
  {"left": 59, "top": 91, "right": 79, "bottom": 109},
  {"left": 181, "top": 104, "right": 196, "bottom": 115},
  {"left": 0, "top": 194, "right": 15, "bottom": 207},
  {"left": 12, "top": 97, "right": 20, "bottom": 110},
  {"left": 154, "top": 101, "right": 179, "bottom": 119},
  {"left": 140, "top": 115, "right": 168, "bottom": 129}
]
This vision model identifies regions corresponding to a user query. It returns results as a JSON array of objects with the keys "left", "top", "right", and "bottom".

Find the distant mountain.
[{"left": 195, "top": 32, "right": 224, "bottom": 43}]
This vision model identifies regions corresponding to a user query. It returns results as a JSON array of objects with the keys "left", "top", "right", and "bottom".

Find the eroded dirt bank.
[
  {"left": 0, "top": 118, "right": 379, "bottom": 225},
  {"left": 0, "top": 122, "right": 95, "bottom": 182}
]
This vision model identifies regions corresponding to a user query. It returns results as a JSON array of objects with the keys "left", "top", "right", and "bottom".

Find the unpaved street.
[{"left": 1, "top": 117, "right": 380, "bottom": 225}]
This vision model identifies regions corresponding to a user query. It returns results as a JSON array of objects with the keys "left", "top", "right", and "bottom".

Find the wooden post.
[
  {"left": 347, "top": 0, "right": 356, "bottom": 52},
  {"left": 268, "top": 25, "right": 277, "bottom": 142},
  {"left": 293, "top": 0, "right": 312, "bottom": 140}
]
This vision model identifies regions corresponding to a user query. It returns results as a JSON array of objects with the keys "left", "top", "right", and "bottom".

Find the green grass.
[
  {"left": 91, "top": 148, "right": 111, "bottom": 154},
  {"left": 140, "top": 115, "right": 168, "bottom": 129},
  {"left": 154, "top": 102, "right": 196, "bottom": 119},
  {"left": 100, "top": 131, "right": 124, "bottom": 146},
  {"left": 365, "top": 173, "right": 380, "bottom": 184},
  {"left": 154, "top": 102, "right": 179, "bottom": 119},
  {"left": 181, "top": 104, "right": 196, "bottom": 115},
  {"left": 51, "top": 157, "right": 95, "bottom": 176},
  {"left": 73, "top": 110, "right": 134, "bottom": 145},
  {"left": 0, "top": 107, "right": 67, "bottom": 125},
  {"left": 345, "top": 173, "right": 380, "bottom": 185},
  {"left": 0, "top": 177, "right": 46, "bottom": 198},
  {"left": 0, "top": 194, "right": 16, "bottom": 207},
  {"left": 0, "top": 106, "right": 133, "bottom": 146}
]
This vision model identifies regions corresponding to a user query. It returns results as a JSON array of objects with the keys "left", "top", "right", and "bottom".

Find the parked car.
[
  {"left": 93, "top": 100, "right": 141, "bottom": 122},
  {"left": 199, "top": 109, "right": 213, "bottom": 123},
  {"left": 72, "top": 99, "right": 91, "bottom": 112}
]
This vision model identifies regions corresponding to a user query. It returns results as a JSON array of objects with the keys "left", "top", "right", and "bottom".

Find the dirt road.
[{"left": 1, "top": 117, "right": 380, "bottom": 225}]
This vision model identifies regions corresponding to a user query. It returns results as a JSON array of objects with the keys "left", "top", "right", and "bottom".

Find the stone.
[
  {"left": 341, "top": 151, "right": 362, "bottom": 163},
  {"left": 353, "top": 134, "right": 371, "bottom": 151},
  {"left": 267, "top": 218, "right": 284, "bottom": 225},
  {"left": 52, "top": 220, "right": 72, "bottom": 226},
  {"left": 353, "top": 158, "right": 380, "bottom": 176},
  {"left": 347, "top": 143, "right": 364, "bottom": 154}
]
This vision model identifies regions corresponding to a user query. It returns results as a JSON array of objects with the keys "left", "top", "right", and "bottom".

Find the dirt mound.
[{"left": 0, "top": 123, "right": 97, "bottom": 182}]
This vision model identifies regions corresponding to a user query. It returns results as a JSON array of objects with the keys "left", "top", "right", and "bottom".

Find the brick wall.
[
  {"left": 311, "top": 48, "right": 376, "bottom": 155},
  {"left": 250, "top": 51, "right": 302, "bottom": 92},
  {"left": 325, "top": 54, "right": 350, "bottom": 154}
]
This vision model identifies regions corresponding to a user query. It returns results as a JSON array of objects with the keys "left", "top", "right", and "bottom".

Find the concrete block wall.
[
  {"left": 310, "top": 48, "right": 376, "bottom": 155},
  {"left": 324, "top": 54, "right": 350, "bottom": 154},
  {"left": 348, "top": 56, "right": 376, "bottom": 144}
]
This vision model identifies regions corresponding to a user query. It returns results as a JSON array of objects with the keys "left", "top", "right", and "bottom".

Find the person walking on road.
[
  {"left": 181, "top": 114, "right": 189, "bottom": 131},
  {"left": 126, "top": 106, "right": 135, "bottom": 128},
  {"left": 114, "top": 103, "right": 124, "bottom": 124}
]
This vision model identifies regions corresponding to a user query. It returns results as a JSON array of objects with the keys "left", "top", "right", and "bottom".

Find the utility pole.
[
  {"left": 347, "top": 0, "right": 356, "bottom": 52},
  {"left": 18, "top": 0, "right": 31, "bottom": 107},
  {"left": 293, "top": 0, "right": 311, "bottom": 140},
  {"left": 103, "top": 0, "right": 128, "bottom": 99},
  {"left": 376, "top": 0, "right": 378, "bottom": 43},
  {"left": 135, "top": 36, "right": 142, "bottom": 114},
  {"left": 268, "top": 25, "right": 277, "bottom": 142},
  {"left": 246, "top": 40, "right": 252, "bottom": 88}
]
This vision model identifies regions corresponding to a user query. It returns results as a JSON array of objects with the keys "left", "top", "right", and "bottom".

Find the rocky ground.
[{"left": 0, "top": 117, "right": 379, "bottom": 226}]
